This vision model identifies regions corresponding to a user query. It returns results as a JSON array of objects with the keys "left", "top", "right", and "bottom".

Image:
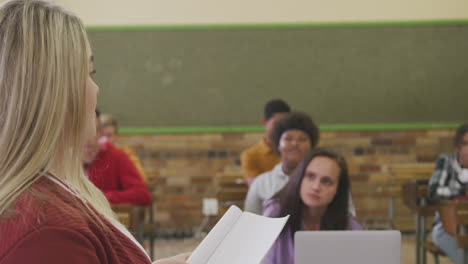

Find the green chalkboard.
[{"left": 88, "top": 24, "right": 468, "bottom": 127}]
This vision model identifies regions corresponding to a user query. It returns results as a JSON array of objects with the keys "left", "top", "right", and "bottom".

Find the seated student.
[
  {"left": 83, "top": 111, "right": 151, "bottom": 206},
  {"left": 428, "top": 123, "right": 468, "bottom": 264},
  {"left": 261, "top": 149, "right": 363, "bottom": 264},
  {"left": 241, "top": 99, "right": 291, "bottom": 186},
  {"left": 98, "top": 112, "right": 148, "bottom": 182},
  {"left": 244, "top": 112, "right": 319, "bottom": 214},
  {"left": 99, "top": 113, "right": 119, "bottom": 143}
]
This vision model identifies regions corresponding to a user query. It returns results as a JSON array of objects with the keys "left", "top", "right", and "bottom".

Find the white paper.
[
  {"left": 187, "top": 205, "right": 289, "bottom": 264},
  {"left": 187, "top": 206, "right": 242, "bottom": 263}
]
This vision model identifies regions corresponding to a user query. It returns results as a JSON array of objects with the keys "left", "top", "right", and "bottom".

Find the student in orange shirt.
[{"left": 241, "top": 99, "right": 291, "bottom": 186}]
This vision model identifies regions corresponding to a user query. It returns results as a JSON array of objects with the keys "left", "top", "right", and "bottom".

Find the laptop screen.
[{"left": 295, "top": 230, "right": 401, "bottom": 264}]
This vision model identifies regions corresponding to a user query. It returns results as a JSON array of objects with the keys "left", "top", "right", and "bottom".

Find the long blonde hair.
[{"left": 0, "top": 0, "right": 114, "bottom": 221}]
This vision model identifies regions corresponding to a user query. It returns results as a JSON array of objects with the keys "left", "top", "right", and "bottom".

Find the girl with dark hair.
[{"left": 261, "top": 149, "right": 363, "bottom": 264}]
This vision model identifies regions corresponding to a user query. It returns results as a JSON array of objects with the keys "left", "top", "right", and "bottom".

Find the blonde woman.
[{"left": 0, "top": 1, "right": 188, "bottom": 263}]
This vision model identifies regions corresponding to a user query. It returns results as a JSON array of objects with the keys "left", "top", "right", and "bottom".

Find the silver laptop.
[{"left": 295, "top": 230, "right": 401, "bottom": 264}]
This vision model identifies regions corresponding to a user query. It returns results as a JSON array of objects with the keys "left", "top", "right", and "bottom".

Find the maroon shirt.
[
  {"left": 0, "top": 177, "right": 151, "bottom": 264},
  {"left": 87, "top": 142, "right": 151, "bottom": 206}
]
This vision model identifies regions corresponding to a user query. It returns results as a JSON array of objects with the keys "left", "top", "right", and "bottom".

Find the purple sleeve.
[
  {"left": 347, "top": 215, "right": 364, "bottom": 230},
  {"left": 261, "top": 240, "right": 278, "bottom": 264},
  {"left": 261, "top": 225, "right": 294, "bottom": 264},
  {"left": 261, "top": 199, "right": 291, "bottom": 264},
  {"left": 262, "top": 199, "right": 280, "bottom": 217},
  {"left": 261, "top": 199, "right": 280, "bottom": 264}
]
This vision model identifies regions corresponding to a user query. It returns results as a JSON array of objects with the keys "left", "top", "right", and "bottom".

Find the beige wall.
[
  {"left": 47, "top": 0, "right": 468, "bottom": 25},
  {"left": 1, "top": 0, "right": 467, "bottom": 25}
]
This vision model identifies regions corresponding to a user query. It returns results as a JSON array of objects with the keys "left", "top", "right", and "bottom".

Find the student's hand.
[{"left": 152, "top": 252, "right": 191, "bottom": 264}]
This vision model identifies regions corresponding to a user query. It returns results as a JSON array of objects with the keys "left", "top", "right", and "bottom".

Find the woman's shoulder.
[
  {"left": 251, "top": 167, "right": 281, "bottom": 192},
  {"left": 262, "top": 198, "right": 281, "bottom": 217},
  {"left": 3, "top": 178, "right": 89, "bottom": 218},
  {"left": 0, "top": 178, "right": 97, "bottom": 259}
]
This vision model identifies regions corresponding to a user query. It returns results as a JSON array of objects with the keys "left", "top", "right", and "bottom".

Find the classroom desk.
[
  {"left": 437, "top": 200, "right": 468, "bottom": 264},
  {"left": 112, "top": 204, "right": 146, "bottom": 242},
  {"left": 402, "top": 180, "right": 438, "bottom": 264}
]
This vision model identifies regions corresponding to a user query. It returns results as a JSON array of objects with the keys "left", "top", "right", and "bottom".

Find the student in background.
[
  {"left": 428, "top": 123, "right": 468, "bottom": 264},
  {"left": 0, "top": 1, "right": 188, "bottom": 262},
  {"left": 98, "top": 112, "right": 148, "bottom": 182},
  {"left": 83, "top": 111, "right": 151, "bottom": 206},
  {"left": 244, "top": 112, "right": 319, "bottom": 214},
  {"left": 261, "top": 149, "right": 363, "bottom": 264},
  {"left": 241, "top": 99, "right": 291, "bottom": 186},
  {"left": 99, "top": 113, "right": 119, "bottom": 143}
]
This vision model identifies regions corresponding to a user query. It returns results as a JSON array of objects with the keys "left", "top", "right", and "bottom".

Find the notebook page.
[
  {"left": 186, "top": 206, "right": 243, "bottom": 264},
  {"left": 206, "top": 212, "right": 289, "bottom": 264}
]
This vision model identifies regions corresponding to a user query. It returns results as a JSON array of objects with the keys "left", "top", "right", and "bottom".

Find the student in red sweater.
[
  {"left": 0, "top": 1, "right": 188, "bottom": 263},
  {"left": 83, "top": 112, "right": 151, "bottom": 206}
]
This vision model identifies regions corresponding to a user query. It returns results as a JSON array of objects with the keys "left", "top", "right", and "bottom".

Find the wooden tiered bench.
[
  {"left": 438, "top": 200, "right": 468, "bottom": 264},
  {"left": 388, "top": 163, "right": 435, "bottom": 231},
  {"left": 214, "top": 166, "right": 248, "bottom": 219},
  {"left": 401, "top": 180, "right": 441, "bottom": 264}
]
